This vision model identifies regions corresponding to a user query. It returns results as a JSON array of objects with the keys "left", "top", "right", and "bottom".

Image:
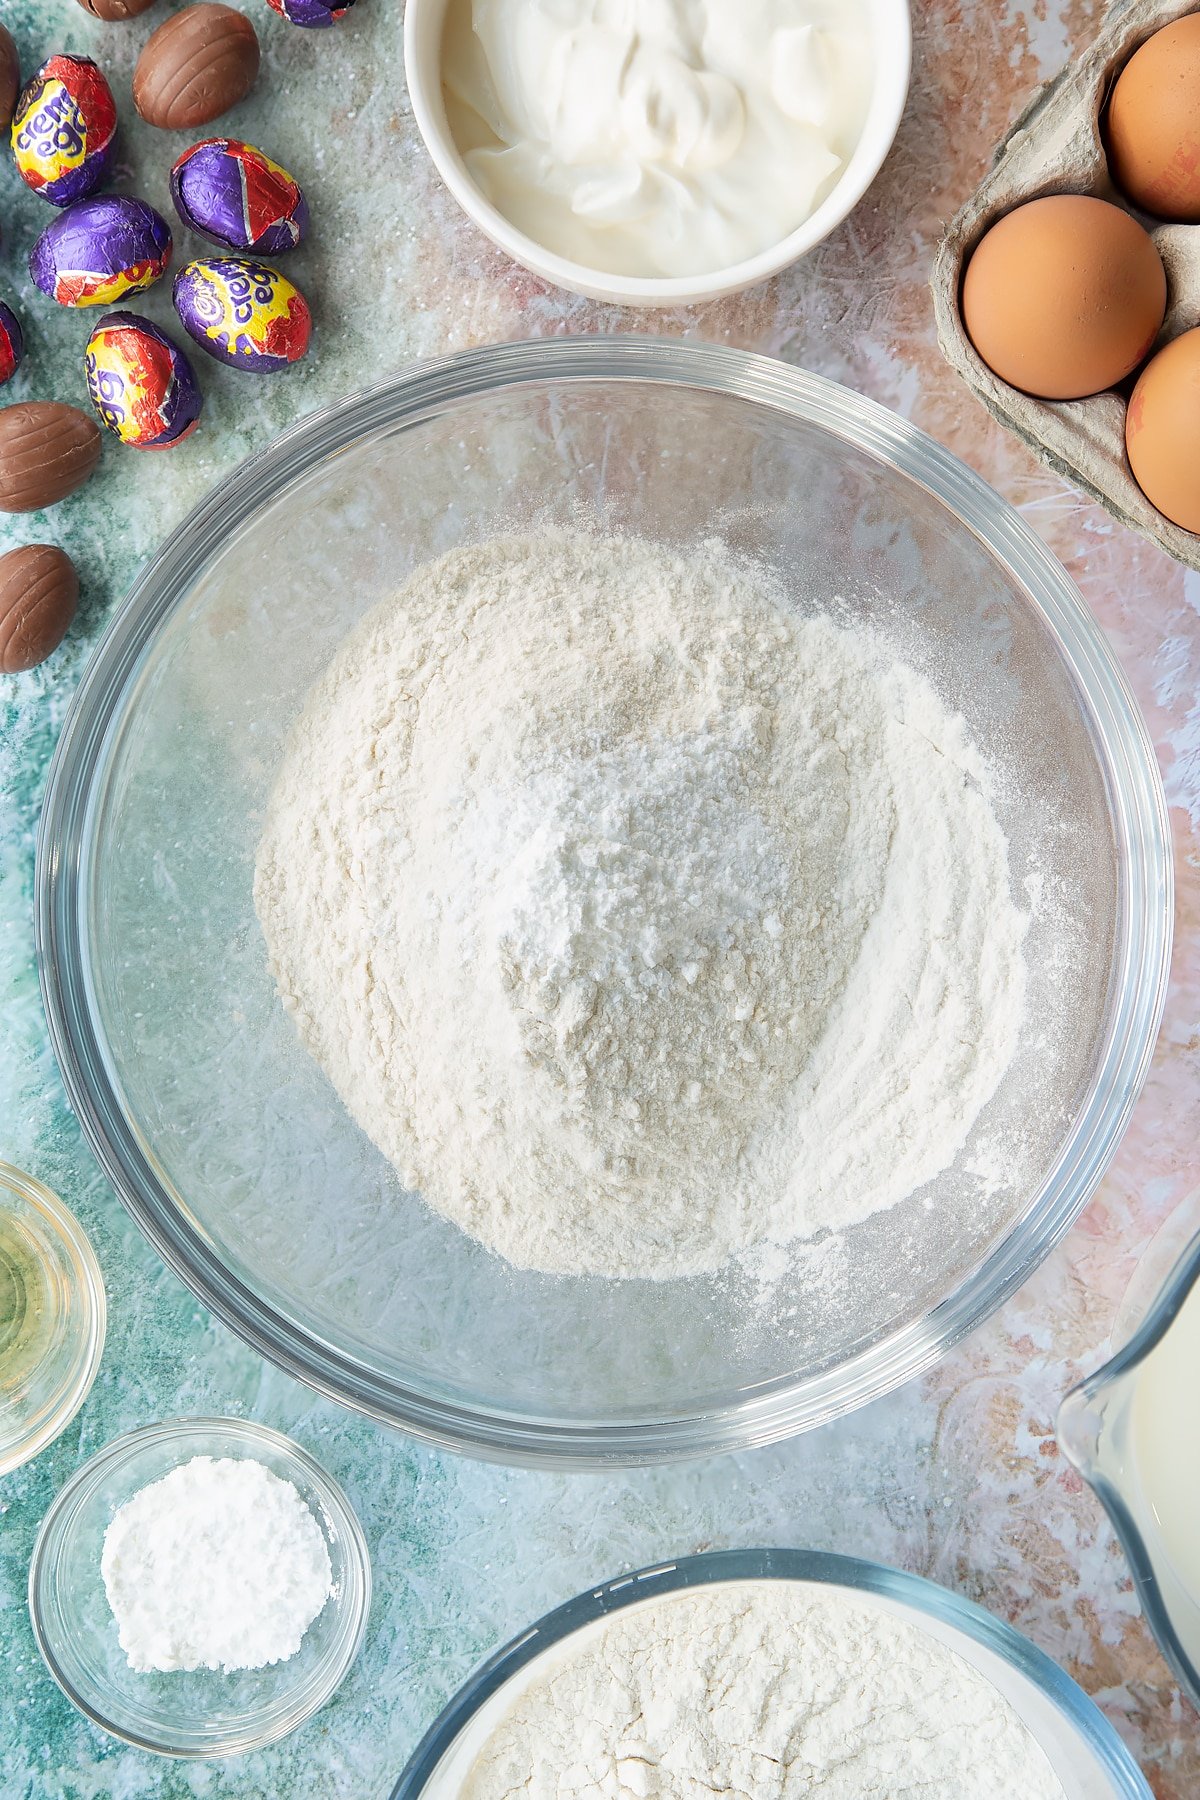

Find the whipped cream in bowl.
[{"left": 405, "top": 0, "right": 911, "bottom": 303}]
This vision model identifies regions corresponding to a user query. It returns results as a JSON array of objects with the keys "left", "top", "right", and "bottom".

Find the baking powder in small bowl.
[{"left": 101, "top": 1453, "right": 333, "bottom": 1675}]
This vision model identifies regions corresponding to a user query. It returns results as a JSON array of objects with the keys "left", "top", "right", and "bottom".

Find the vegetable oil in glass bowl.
[{"left": 0, "top": 1163, "right": 105, "bottom": 1476}]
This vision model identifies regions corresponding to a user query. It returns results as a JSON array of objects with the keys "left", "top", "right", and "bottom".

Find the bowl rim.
[
  {"left": 402, "top": 0, "right": 913, "bottom": 305},
  {"left": 0, "top": 1159, "right": 107, "bottom": 1479},
  {"left": 26, "top": 1413, "right": 372, "bottom": 1759},
  {"left": 388, "top": 1548, "right": 1153, "bottom": 1799},
  {"left": 34, "top": 335, "right": 1173, "bottom": 1468}
]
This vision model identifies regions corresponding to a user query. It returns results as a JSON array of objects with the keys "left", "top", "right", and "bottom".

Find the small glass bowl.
[
  {"left": 0, "top": 1161, "right": 106, "bottom": 1477},
  {"left": 28, "top": 1416, "right": 372, "bottom": 1758}
]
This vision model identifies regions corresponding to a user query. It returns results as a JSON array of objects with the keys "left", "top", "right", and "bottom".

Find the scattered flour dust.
[
  {"left": 459, "top": 1583, "right": 1066, "bottom": 1799},
  {"left": 101, "top": 1455, "right": 333, "bottom": 1674},
  {"left": 255, "top": 531, "right": 1028, "bottom": 1280}
]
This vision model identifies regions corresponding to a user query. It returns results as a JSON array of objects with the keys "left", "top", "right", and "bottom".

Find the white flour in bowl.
[
  {"left": 255, "top": 531, "right": 1027, "bottom": 1280},
  {"left": 458, "top": 1583, "right": 1066, "bottom": 1799}
]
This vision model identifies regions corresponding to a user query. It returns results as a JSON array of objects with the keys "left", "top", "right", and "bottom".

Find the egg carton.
[{"left": 932, "top": 0, "right": 1200, "bottom": 572}]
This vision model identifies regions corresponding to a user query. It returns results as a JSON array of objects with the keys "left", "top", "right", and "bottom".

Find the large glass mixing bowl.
[{"left": 36, "top": 339, "right": 1171, "bottom": 1466}]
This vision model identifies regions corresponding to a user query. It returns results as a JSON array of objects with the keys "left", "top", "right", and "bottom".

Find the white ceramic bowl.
[{"left": 403, "top": 0, "right": 912, "bottom": 305}]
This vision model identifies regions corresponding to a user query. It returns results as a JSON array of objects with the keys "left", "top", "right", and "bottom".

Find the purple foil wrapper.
[
  {"left": 173, "top": 257, "right": 312, "bottom": 373},
  {"left": 170, "top": 138, "right": 308, "bottom": 256},
  {"left": 266, "top": 0, "right": 358, "bottom": 26},
  {"left": 30, "top": 196, "right": 172, "bottom": 308},
  {"left": 11, "top": 54, "right": 118, "bottom": 208}
]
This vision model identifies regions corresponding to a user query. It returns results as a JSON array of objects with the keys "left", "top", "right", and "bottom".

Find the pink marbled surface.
[{"left": 410, "top": 0, "right": 1200, "bottom": 1788}]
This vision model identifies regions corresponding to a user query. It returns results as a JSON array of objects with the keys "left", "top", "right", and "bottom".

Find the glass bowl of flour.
[
  {"left": 36, "top": 339, "right": 1172, "bottom": 1465},
  {"left": 27, "top": 1416, "right": 371, "bottom": 1756},
  {"left": 389, "top": 1550, "right": 1152, "bottom": 1799}
]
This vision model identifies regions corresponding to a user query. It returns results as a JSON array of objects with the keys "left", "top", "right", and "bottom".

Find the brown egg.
[
  {"left": 961, "top": 195, "right": 1166, "bottom": 400},
  {"left": 1126, "top": 327, "right": 1200, "bottom": 532},
  {"left": 0, "top": 545, "right": 78, "bottom": 674},
  {"left": 1108, "top": 16, "right": 1200, "bottom": 221}
]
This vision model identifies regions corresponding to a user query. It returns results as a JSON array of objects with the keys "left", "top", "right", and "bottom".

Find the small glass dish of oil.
[
  {"left": 1058, "top": 1193, "right": 1200, "bottom": 1712},
  {"left": 0, "top": 1161, "right": 106, "bottom": 1477}
]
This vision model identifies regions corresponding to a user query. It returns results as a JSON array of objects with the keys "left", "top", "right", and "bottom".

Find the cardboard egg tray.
[{"left": 933, "top": 0, "right": 1200, "bottom": 571}]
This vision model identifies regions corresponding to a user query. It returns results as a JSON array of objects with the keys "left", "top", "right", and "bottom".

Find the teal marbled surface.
[{"left": 4, "top": 2, "right": 1200, "bottom": 1796}]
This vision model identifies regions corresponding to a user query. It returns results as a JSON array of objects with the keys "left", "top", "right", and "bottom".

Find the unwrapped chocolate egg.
[
  {"left": 0, "top": 545, "right": 79, "bottom": 673},
  {"left": 30, "top": 196, "right": 172, "bottom": 308},
  {"left": 76, "top": 0, "right": 160, "bottom": 16},
  {"left": 961, "top": 195, "right": 1166, "bottom": 400},
  {"left": 267, "top": 0, "right": 358, "bottom": 25},
  {"left": 171, "top": 138, "right": 308, "bottom": 255},
  {"left": 0, "top": 27, "right": 20, "bottom": 131},
  {"left": 135, "top": 5, "right": 260, "bottom": 130},
  {"left": 1126, "top": 328, "right": 1200, "bottom": 532},
  {"left": 173, "top": 257, "right": 311, "bottom": 371},
  {"left": 85, "top": 311, "right": 202, "bottom": 450},
  {"left": 11, "top": 54, "right": 118, "bottom": 208},
  {"left": 0, "top": 303, "right": 23, "bottom": 387},
  {"left": 0, "top": 402, "right": 102, "bottom": 512}
]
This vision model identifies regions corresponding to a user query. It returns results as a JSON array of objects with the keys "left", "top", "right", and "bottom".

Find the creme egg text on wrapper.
[
  {"left": 173, "top": 258, "right": 311, "bottom": 371},
  {"left": 85, "top": 312, "right": 203, "bottom": 451},
  {"left": 11, "top": 55, "right": 117, "bottom": 208},
  {"left": 961, "top": 194, "right": 1166, "bottom": 400},
  {"left": 170, "top": 139, "right": 309, "bottom": 255},
  {"left": 30, "top": 197, "right": 173, "bottom": 308}
]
